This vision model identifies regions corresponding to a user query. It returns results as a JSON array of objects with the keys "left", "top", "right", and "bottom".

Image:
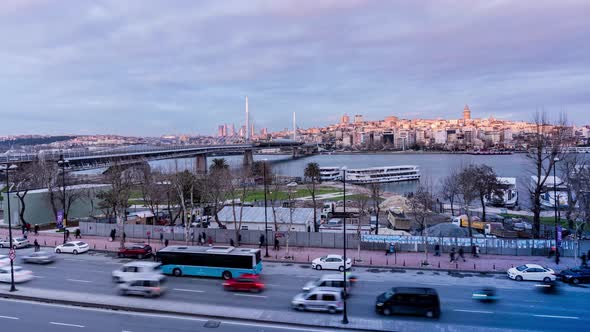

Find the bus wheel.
[
  {"left": 222, "top": 271, "right": 232, "bottom": 280},
  {"left": 173, "top": 268, "right": 182, "bottom": 277}
]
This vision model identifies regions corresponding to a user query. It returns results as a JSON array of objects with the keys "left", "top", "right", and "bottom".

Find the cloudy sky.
[{"left": 1, "top": 0, "right": 589, "bottom": 136}]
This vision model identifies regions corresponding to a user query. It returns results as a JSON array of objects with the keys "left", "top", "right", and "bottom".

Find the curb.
[{"left": 0, "top": 292, "right": 388, "bottom": 332}]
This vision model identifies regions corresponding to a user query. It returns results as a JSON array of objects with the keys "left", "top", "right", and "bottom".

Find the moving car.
[
  {"left": 55, "top": 241, "right": 89, "bottom": 255},
  {"left": 376, "top": 287, "right": 440, "bottom": 318},
  {"left": 21, "top": 251, "right": 57, "bottom": 264},
  {"left": 117, "top": 244, "right": 153, "bottom": 259},
  {"left": 559, "top": 267, "right": 590, "bottom": 284},
  {"left": 0, "top": 266, "right": 33, "bottom": 283},
  {"left": 292, "top": 287, "right": 344, "bottom": 314},
  {"left": 0, "top": 237, "right": 29, "bottom": 249},
  {"left": 311, "top": 255, "right": 352, "bottom": 271},
  {"left": 472, "top": 287, "right": 499, "bottom": 302},
  {"left": 118, "top": 277, "right": 166, "bottom": 298},
  {"left": 302, "top": 274, "right": 352, "bottom": 295},
  {"left": 112, "top": 261, "right": 164, "bottom": 283},
  {"left": 507, "top": 264, "right": 556, "bottom": 282},
  {"left": 223, "top": 274, "right": 265, "bottom": 293}
]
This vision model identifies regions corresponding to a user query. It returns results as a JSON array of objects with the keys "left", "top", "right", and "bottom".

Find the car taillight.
[
  {"left": 223, "top": 283, "right": 230, "bottom": 286},
  {"left": 255, "top": 283, "right": 264, "bottom": 287}
]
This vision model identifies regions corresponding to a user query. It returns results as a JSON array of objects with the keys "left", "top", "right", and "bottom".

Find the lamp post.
[
  {"left": 263, "top": 161, "right": 269, "bottom": 258},
  {"left": 58, "top": 154, "right": 67, "bottom": 244},
  {"left": 341, "top": 166, "right": 349, "bottom": 324},
  {"left": 553, "top": 157, "right": 560, "bottom": 264},
  {"left": 4, "top": 163, "right": 17, "bottom": 292}
]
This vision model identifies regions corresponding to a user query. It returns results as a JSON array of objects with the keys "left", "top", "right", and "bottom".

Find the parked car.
[
  {"left": 559, "top": 267, "right": 590, "bottom": 284},
  {"left": 117, "top": 244, "right": 152, "bottom": 259},
  {"left": 0, "top": 237, "right": 29, "bottom": 249},
  {"left": 21, "top": 251, "right": 57, "bottom": 264},
  {"left": 55, "top": 241, "right": 89, "bottom": 255},
  {"left": 112, "top": 261, "right": 164, "bottom": 283},
  {"left": 0, "top": 266, "right": 33, "bottom": 283},
  {"left": 507, "top": 264, "right": 556, "bottom": 282},
  {"left": 118, "top": 277, "right": 166, "bottom": 298},
  {"left": 223, "top": 274, "right": 265, "bottom": 293},
  {"left": 376, "top": 287, "right": 440, "bottom": 318},
  {"left": 311, "top": 255, "right": 352, "bottom": 271},
  {"left": 291, "top": 287, "right": 344, "bottom": 314},
  {"left": 303, "top": 274, "right": 352, "bottom": 295}
]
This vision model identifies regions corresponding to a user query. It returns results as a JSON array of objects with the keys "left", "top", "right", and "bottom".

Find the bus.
[{"left": 156, "top": 245, "right": 262, "bottom": 280}]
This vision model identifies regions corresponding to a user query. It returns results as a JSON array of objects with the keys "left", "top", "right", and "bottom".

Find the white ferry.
[
  {"left": 344, "top": 165, "right": 420, "bottom": 184},
  {"left": 319, "top": 167, "right": 342, "bottom": 182},
  {"left": 484, "top": 177, "right": 518, "bottom": 208},
  {"left": 531, "top": 176, "right": 569, "bottom": 209}
]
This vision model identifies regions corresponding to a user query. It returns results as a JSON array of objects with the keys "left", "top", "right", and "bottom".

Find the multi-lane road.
[{"left": 1, "top": 247, "right": 589, "bottom": 331}]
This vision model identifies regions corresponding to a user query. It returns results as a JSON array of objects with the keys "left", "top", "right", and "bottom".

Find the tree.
[
  {"left": 304, "top": 162, "right": 321, "bottom": 232},
  {"left": 12, "top": 162, "right": 42, "bottom": 227},
  {"left": 139, "top": 166, "right": 167, "bottom": 225},
  {"left": 208, "top": 158, "right": 231, "bottom": 228},
  {"left": 355, "top": 193, "right": 370, "bottom": 261},
  {"left": 369, "top": 183, "right": 384, "bottom": 235},
  {"left": 407, "top": 185, "right": 435, "bottom": 264},
  {"left": 97, "top": 163, "right": 133, "bottom": 248},
  {"left": 170, "top": 163, "right": 198, "bottom": 245},
  {"left": 440, "top": 170, "right": 460, "bottom": 216},
  {"left": 472, "top": 165, "right": 507, "bottom": 222},
  {"left": 227, "top": 168, "right": 252, "bottom": 246},
  {"left": 456, "top": 165, "right": 481, "bottom": 243}
]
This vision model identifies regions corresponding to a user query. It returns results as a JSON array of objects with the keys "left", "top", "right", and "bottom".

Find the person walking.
[
  {"left": 259, "top": 234, "right": 265, "bottom": 248},
  {"left": 33, "top": 239, "right": 40, "bottom": 252},
  {"left": 75, "top": 228, "right": 81, "bottom": 239},
  {"left": 274, "top": 237, "right": 280, "bottom": 251},
  {"left": 450, "top": 247, "right": 456, "bottom": 263},
  {"left": 65, "top": 229, "right": 70, "bottom": 241},
  {"left": 164, "top": 239, "right": 169, "bottom": 247},
  {"left": 458, "top": 247, "right": 466, "bottom": 262},
  {"left": 230, "top": 238, "right": 235, "bottom": 247},
  {"left": 202, "top": 232, "right": 207, "bottom": 244},
  {"left": 581, "top": 253, "right": 588, "bottom": 267},
  {"left": 159, "top": 232, "right": 164, "bottom": 244},
  {"left": 34, "top": 224, "right": 39, "bottom": 235},
  {"left": 434, "top": 244, "right": 440, "bottom": 257},
  {"left": 238, "top": 234, "right": 242, "bottom": 246},
  {"left": 123, "top": 232, "right": 126, "bottom": 242}
]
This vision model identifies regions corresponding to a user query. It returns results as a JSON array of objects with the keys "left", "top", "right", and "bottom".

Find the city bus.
[{"left": 156, "top": 245, "right": 262, "bottom": 280}]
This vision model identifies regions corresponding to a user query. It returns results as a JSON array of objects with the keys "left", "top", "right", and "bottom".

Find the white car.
[
  {"left": 0, "top": 266, "right": 33, "bottom": 283},
  {"left": 507, "top": 264, "right": 556, "bottom": 282},
  {"left": 112, "top": 261, "right": 164, "bottom": 283},
  {"left": 0, "top": 237, "right": 29, "bottom": 249},
  {"left": 312, "top": 254, "right": 352, "bottom": 271},
  {"left": 55, "top": 241, "right": 89, "bottom": 255}
]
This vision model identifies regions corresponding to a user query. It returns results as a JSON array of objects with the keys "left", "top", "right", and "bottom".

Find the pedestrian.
[
  {"left": 434, "top": 243, "right": 440, "bottom": 257},
  {"left": 164, "top": 239, "right": 169, "bottom": 247},
  {"left": 34, "top": 224, "right": 39, "bottom": 235},
  {"left": 123, "top": 232, "right": 126, "bottom": 242},
  {"left": 33, "top": 239, "right": 40, "bottom": 252},
  {"left": 458, "top": 247, "right": 466, "bottom": 262},
  {"left": 23, "top": 230, "right": 28, "bottom": 239},
  {"left": 475, "top": 245, "right": 480, "bottom": 258},
  {"left": 202, "top": 232, "right": 206, "bottom": 243},
  {"left": 112, "top": 229, "right": 117, "bottom": 241},
  {"left": 159, "top": 232, "right": 164, "bottom": 244},
  {"left": 238, "top": 234, "right": 242, "bottom": 246},
  {"left": 556, "top": 250, "right": 560, "bottom": 265},
  {"left": 230, "top": 238, "right": 235, "bottom": 247},
  {"left": 199, "top": 234, "right": 205, "bottom": 245},
  {"left": 65, "top": 229, "right": 70, "bottom": 241},
  {"left": 26, "top": 223, "right": 31, "bottom": 232},
  {"left": 190, "top": 231, "right": 195, "bottom": 244},
  {"left": 207, "top": 235, "right": 213, "bottom": 246},
  {"left": 548, "top": 245, "right": 556, "bottom": 258},
  {"left": 274, "top": 237, "right": 280, "bottom": 251},
  {"left": 75, "top": 228, "right": 81, "bottom": 239},
  {"left": 581, "top": 254, "right": 587, "bottom": 267},
  {"left": 450, "top": 247, "right": 456, "bottom": 263},
  {"left": 259, "top": 234, "right": 265, "bottom": 248}
]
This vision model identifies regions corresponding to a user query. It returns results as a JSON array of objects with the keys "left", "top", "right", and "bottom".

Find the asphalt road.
[{"left": 2, "top": 247, "right": 590, "bottom": 331}]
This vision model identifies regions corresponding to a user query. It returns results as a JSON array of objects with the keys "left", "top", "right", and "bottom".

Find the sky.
[{"left": 1, "top": 0, "right": 589, "bottom": 137}]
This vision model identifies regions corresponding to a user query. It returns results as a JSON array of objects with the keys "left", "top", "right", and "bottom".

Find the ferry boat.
[
  {"left": 344, "top": 165, "right": 420, "bottom": 184},
  {"left": 484, "top": 177, "right": 518, "bottom": 208},
  {"left": 319, "top": 167, "right": 342, "bottom": 182},
  {"left": 531, "top": 176, "right": 569, "bottom": 209}
]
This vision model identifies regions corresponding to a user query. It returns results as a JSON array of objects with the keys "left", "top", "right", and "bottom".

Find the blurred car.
[
  {"left": 21, "top": 251, "right": 57, "bottom": 264},
  {"left": 223, "top": 274, "right": 265, "bottom": 292},
  {"left": 118, "top": 277, "right": 166, "bottom": 298},
  {"left": 55, "top": 241, "right": 89, "bottom": 255},
  {"left": 0, "top": 237, "right": 29, "bottom": 249},
  {"left": 311, "top": 255, "right": 352, "bottom": 271},
  {"left": 292, "top": 287, "right": 344, "bottom": 314},
  {"left": 472, "top": 287, "right": 499, "bottom": 302},
  {"left": 112, "top": 261, "right": 164, "bottom": 283},
  {"left": 507, "top": 264, "right": 556, "bottom": 282},
  {"left": 0, "top": 266, "right": 33, "bottom": 283},
  {"left": 559, "top": 267, "right": 590, "bottom": 284},
  {"left": 0, "top": 255, "right": 10, "bottom": 267},
  {"left": 303, "top": 274, "right": 352, "bottom": 295},
  {"left": 117, "top": 244, "right": 152, "bottom": 259},
  {"left": 535, "top": 280, "right": 560, "bottom": 294},
  {"left": 376, "top": 287, "right": 440, "bottom": 318}
]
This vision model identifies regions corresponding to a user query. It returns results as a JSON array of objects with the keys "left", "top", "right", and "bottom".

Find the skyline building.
[
  {"left": 463, "top": 105, "right": 471, "bottom": 121},
  {"left": 341, "top": 114, "right": 350, "bottom": 125}
]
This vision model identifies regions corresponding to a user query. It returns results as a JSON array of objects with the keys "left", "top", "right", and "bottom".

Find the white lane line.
[
  {"left": 173, "top": 288, "right": 205, "bottom": 293},
  {"left": 34, "top": 275, "right": 45, "bottom": 279},
  {"left": 234, "top": 293, "right": 267, "bottom": 298},
  {"left": 46, "top": 266, "right": 57, "bottom": 269},
  {"left": 0, "top": 315, "right": 19, "bottom": 320},
  {"left": 66, "top": 279, "right": 92, "bottom": 283},
  {"left": 50, "top": 322, "right": 85, "bottom": 328},
  {"left": 533, "top": 314, "right": 579, "bottom": 320},
  {"left": 453, "top": 309, "right": 494, "bottom": 314}
]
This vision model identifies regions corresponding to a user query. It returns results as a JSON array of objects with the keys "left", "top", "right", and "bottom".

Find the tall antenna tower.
[
  {"left": 245, "top": 96, "right": 250, "bottom": 141},
  {"left": 293, "top": 111, "right": 297, "bottom": 141}
]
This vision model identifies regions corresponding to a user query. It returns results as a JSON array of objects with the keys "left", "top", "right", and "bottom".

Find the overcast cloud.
[{"left": 1, "top": 0, "right": 589, "bottom": 136}]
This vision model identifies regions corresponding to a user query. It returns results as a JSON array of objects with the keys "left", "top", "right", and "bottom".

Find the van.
[
  {"left": 291, "top": 287, "right": 344, "bottom": 314},
  {"left": 118, "top": 278, "right": 166, "bottom": 298},
  {"left": 375, "top": 287, "right": 440, "bottom": 318},
  {"left": 112, "top": 261, "right": 164, "bottom": 283},
  {"left": 302, "top": 274, "right": 352, "bottom": 295}
]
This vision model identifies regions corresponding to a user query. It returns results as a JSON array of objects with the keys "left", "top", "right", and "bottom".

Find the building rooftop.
[{"left": 217, "top": 206, "right": 318, "bottom": 225}]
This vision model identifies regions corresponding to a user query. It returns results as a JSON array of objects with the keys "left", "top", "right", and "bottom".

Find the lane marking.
[
  {"left": 453, "top": 309, "right": 493, "bottom": 314},
  {"left": 533, "top": 314, "right": 579, "bottom": 320},
  {"left": 66, "top": 279, "right": 92, "bottom": 283},
  {"left": 46, "top": 266, "right": 57, "bottom": 269},
  {"left": 50, "top": 322, "right": 85, "bottom": 328},
  {"left": 34, "top": 276, "right": 46, "bottom": 279},
  {"left": 173, "top": 288, "right": 205, "bottom": 293},
  {"left": 0, "top": 315, "right": 19, "bottom": 320},
  {"left": 234, "top": 294, "right": 267, "bottom": 298}
]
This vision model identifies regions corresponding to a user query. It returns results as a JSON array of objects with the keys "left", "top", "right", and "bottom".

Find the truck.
[
  {"left": 451, "top": 215, "right": 486, "bottom": 230},
  {"left": 484, "top": 222, "right": 518, "bottom": 238}
]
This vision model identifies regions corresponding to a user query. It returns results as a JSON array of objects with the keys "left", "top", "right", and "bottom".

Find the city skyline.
[{"left": 1, "top": 1, "right": 589, "bottom": 136}]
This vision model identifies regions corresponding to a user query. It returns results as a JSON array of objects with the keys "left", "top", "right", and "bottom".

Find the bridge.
[{"left": 0, "top": 140, "right": 317, "bottom": 173}]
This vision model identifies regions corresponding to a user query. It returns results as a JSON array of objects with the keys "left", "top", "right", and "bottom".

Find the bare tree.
[
  {"left": 440, "top": 170, "right": 460, "bottom": 216},
  {"left": 369, "top": 183, "right": 384, "bottom": 234},
  {"left": 12, "top": 162, "right": 42, "bottom": 227},
  {"left": 208, "top": 158, "right": 231, "bottom": 228},
  {"left": 456, "top": 165, "right": 481, "bottom": 244},
  {"left": 97, "top": 163, "right": 133, "bottom": 248},
  {"left": 355, "top": 193, "right": 370, "bottom": 261},
  {"left": 227, "top": 168, "right": 252, "bottom": 246},
  {"left": 139, "top": 167, "right": 167, "bottom": 225},
  {"left": 38, "top": 158, "right": 85, "bottom": 226},
  {"left": 407, "top": 185, "right": 435, "bottom": 264},
  {"left": 473, "top": 165, "right": 507, "bottom": 222},
  {"left": 170, "top": 163, "right": 197, "bottom": 245},
  {"left": 304, "top": 162, "right": 321, "bottom": 232}
]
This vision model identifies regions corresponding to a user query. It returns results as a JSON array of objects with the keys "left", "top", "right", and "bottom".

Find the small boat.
[{"left": 484, "top": 177, "right": 518, "bottom": 208}]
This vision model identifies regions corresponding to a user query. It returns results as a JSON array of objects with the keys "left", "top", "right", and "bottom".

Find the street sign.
[{"left": 8, "top": 249, "right": 16, "bottom": 261}]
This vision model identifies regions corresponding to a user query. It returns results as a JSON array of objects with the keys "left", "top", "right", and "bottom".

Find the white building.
[
  {"left": 216, "top": 206, "right": 319, "bottom": 232},
  {"left": 434, "top": 130, "right": 447, "bottom": 144}
]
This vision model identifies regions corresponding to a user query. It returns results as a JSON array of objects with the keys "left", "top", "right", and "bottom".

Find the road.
[{"left": 2, "top": 247, "right": 590, "bottom": 331}]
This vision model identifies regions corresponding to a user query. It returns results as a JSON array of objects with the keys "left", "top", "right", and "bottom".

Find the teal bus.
[{"left": 156, "top": 245, "right": 262, "bottom": 280}]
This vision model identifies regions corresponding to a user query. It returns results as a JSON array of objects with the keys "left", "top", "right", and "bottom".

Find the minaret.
[
  {"left": 245, "top": 96, "right": 250, "bottom": 141},
  {"left": 293, "top": 111, "right": 297, "bottom": 141}
]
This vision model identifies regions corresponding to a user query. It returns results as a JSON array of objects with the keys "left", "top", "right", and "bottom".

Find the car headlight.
[{"left": 376, "top": 303, "right": 383, "bottom": 306}]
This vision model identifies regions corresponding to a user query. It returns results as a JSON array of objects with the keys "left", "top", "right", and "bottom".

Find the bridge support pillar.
[
  {"left": 292, "top": 147, "right": 300, "bottom": 159},
  {"left": 196, "top": 154, "right": 207, "bottom": 174},
  {"left": 243, "top": 149, "right": 254, "bottom": 167}
]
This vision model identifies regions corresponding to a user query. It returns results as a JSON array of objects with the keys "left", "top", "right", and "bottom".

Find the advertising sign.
[{"left": 56, "top": 210, "right": 64, "bottom": 229}]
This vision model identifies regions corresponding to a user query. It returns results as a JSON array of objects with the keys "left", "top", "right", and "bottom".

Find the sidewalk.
[{"left": 0, "top": 229, "right": 578, "bottom": 273}]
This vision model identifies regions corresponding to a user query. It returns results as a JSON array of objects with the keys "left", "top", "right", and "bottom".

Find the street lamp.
[
  {"left": 58, "top": 154, "right": 67, "bottom": 244},
  {"left": 553, "top": 157, "right": 560, "bottom": 264},
  {"left": 4, "top": 163, "right": 17, "bottom": 291},
  {"left": 341, "top": 166, "right": 349, "bottom": 324},
  {"left": 263, "top": 160, "right": 269, "bottom": 258}
]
